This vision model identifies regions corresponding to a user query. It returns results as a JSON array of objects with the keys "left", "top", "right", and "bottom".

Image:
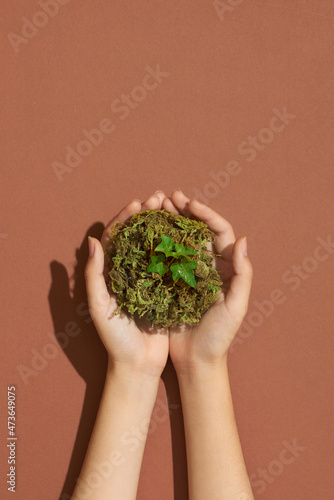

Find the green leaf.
[
  {"left": 170, "top": 258, "right": 198, "bottom": 288},
  {"left": 154, "top": 235, "right": 198, "bottom": 259},
  {"left": 147, "top": 254, "right": 169, "bottom": 276},
  {"left": 151, "top": 236, "right": 199, "bottom": 286},
  {"left": 150, "top": 254, "right": 166, "bottom": 263},
  {"left": 174, "top": 243, "right": 197, "bottom": 257},
  {"left": 154, "top": 235, "right": 178, "bottom": 258}
]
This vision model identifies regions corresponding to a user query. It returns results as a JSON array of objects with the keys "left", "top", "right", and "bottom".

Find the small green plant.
[{"left": 147, "top": 235, "right": 198, "bottom": 288}]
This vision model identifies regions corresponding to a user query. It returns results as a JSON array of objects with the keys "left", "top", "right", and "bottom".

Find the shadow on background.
[
  {"left": 48, "top": 222, "right": 189, "bottom": 500},
  {"left": 48, "top": 222, "right": 107, "bottom": 499}
]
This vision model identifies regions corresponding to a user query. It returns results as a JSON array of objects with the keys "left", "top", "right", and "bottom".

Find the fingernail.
[
  {"left": 242, "top": 237, "right": 248, "bottom": 257},
  {"left": 173, "top": 188, "right": 183, "bottom": 193},
  {"left": 155, "top": 190, "right": 163, "bottom": 193},
  {"left": 88, "top": 236, "right": 95, "bottom": 257}
]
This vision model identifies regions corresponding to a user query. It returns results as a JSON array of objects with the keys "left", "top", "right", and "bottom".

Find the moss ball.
[{"left": 104, "top": 209, "right": 223, "bottom": 328}]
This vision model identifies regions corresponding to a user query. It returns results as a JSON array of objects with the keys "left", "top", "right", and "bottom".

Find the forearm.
[
  {"left": 72, "top": 360, "right": 160, "bottom": 500},
  {"left": 177, "top": 358, "right": 254, "bottom": 500}
]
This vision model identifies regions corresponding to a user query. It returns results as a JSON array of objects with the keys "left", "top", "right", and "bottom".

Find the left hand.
[{"left": 84, "top": 191, "right": 169, "bottom": 381}]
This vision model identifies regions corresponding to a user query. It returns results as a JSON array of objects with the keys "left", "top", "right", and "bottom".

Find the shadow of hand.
[{"left": 48, "top": 222, "right": 108, "bottom": 500}]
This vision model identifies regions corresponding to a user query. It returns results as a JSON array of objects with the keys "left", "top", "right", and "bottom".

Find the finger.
[
  {"left": 141, "top": 191, "right": 166, "bottom": 210},
  {"left": 85, "top": 237, "right": 116, "bottom": 323},
  {"left": 171, "top": 190, "right": 236, "bottom": 258},
  {"left": 187, "top": 199, "right": 236, "bottom": 257},
  {"left": 170, "top": 189, "right": 192, "bottom": 217},
  {"left": 224, "top": 237, "right": 253, "bottom": 326},
  {"left": 101, "top": 198, "right": 142, "bottom": 250},
  {"left": 161, "top": 197, "right": 180, "bottom": 214},
  {"left": 152, "top": 190, "right": 166, "bottom": 207}
]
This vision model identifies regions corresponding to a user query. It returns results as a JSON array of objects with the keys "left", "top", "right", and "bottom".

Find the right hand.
[{"left": 162, "top": 190, "right": 253, "bottom": 376}]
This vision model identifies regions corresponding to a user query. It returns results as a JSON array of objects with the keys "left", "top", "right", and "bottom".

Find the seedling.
[{"left": 147, "top": 235, "right": 198, "bottom": 288}]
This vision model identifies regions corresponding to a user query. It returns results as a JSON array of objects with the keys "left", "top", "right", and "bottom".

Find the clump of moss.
[{"left": 104, "top": 209, "right": 223, "bottom": 328}]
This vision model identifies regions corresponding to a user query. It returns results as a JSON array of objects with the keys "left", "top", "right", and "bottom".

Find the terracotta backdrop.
[{"left": 1, "top": 1, "right": 334, "bottom": 499}]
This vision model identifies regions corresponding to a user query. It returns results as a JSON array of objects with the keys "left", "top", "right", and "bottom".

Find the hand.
[
  {"left": 162, "top": 190, "right": 253, "bottom": 375},
  {"left": 84, "top": 191, "right": 169, "bottom": 380}
]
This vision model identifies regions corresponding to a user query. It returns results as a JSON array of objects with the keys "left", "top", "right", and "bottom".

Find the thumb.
[
  {"left": 225, "top": 237, "right": 253, "bottom": 325},
  {"left": 84, "top": 236, "right": 115, "bottom": 323}
]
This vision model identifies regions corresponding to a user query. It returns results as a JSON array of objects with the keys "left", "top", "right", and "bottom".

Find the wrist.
[
  {"left": 175, "top": 356, "right": 229, "bottom": 389},
  {"left": 106, "top": 357, "right": 161, "bottom": 393},
  {"left": 176, "top": 358, "right": 235, "bottom": 422}
]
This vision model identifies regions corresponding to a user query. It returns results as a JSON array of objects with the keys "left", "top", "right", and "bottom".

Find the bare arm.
[
  {"left": 164, "top": 190, "right": 254, "bottom": 500},
  {"left": 177, "top": 360, "right": 253, "bottom": 500},
  {"left": 72, "top": 363, "right": 160, "bottom": 500},
  {"left": 73, "top": 192, "right": 169, "bottom": 499}
]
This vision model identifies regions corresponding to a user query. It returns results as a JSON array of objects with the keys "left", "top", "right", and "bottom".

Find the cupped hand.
[
  {"left": 84, "top": 191, "right": 169, "bottom": 380},
  {"left": 162, "top": 190, "right": 253, "bottom": 375}
]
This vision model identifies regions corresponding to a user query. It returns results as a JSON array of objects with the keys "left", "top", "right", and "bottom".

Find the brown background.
[{"left": 1, "top": 1, "right": 334, "bottom": 499}]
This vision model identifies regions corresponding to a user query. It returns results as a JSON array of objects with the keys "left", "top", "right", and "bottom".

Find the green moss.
[{"left": 104, "top": 209, "right": 223, "bottom": 328}]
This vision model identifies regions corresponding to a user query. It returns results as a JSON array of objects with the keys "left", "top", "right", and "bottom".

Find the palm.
[
  {"left": 96, "top": 294, "right": 169, "bottom": 377},
  {"left": 169, "top": 272, "right": 235, "bottom": 369}
]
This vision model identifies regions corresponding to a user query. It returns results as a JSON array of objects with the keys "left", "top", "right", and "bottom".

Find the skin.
[
  {"left": 163, "top": 191, "right": 254, "bottom": 500},
  {"left": 72, "top": 190, "right": 254, "bottom": 500}
]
